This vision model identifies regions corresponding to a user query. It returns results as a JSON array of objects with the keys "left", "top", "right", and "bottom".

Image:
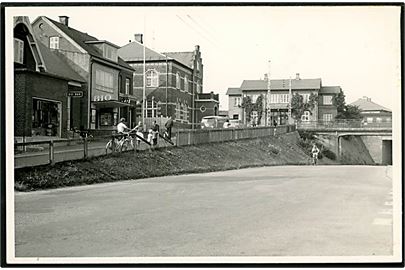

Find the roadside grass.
[{"left": 15, "top": 132, "right": 316, "bottom": 192}]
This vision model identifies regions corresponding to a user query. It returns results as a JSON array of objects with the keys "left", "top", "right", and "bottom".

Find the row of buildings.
[
  {"left": 14, "top": 16, "right": 219, "bottom": 139},
  {"left": 226, "top": 74, "right": 392, "bottom": 126}
]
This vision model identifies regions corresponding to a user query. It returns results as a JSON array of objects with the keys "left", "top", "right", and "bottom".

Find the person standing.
[
  {"left": 223, "top": 119, "right": 231, "bottom": 129},
  {"left": 152, "top": 120, "right": 160, "bottom": 147}
]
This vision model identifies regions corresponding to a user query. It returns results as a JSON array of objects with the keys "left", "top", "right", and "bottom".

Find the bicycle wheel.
[
  {"left": 120, "top": 139, "right": 130, "bottom": 152},
  {"left": 106, "top": 140, "right": 112, "bottom": 153}
]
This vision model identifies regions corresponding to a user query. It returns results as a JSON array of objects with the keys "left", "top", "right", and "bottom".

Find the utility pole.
[
  {"left": 266, "top": 60, "right": 271, "bottom": 126},
  {"left": 142, "top": 17, "right": 146, "bottom": 130},
  {"left": 288, "top": 76, "right": 292, "bottom": 122}
]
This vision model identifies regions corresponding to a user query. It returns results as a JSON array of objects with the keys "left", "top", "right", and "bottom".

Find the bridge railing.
[{"left": 297, "top": 119, "right": 392, "bottom": 129}]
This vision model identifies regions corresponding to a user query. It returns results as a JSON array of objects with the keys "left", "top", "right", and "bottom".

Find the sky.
[{"left": 7, "top": 5, "right": 401, "bottom": 110}]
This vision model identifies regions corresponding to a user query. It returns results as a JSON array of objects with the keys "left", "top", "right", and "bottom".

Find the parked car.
[
  {"left": 201, "top": 116, "right": 229, "bottom": 129},
  {"left": 229, "top": 119, "right": 241, "bottom": 128}
]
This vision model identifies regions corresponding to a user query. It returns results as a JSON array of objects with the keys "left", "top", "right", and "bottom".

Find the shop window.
[
  {"left": 49, "top": 36, "right": 59, "bottom": 49},
  {"left": 14, "top": 38, "right": 24, "bottom": 64},
  {"left": 99, "top": 111, "right": 113, "bottom": 126},
  {"left": 91, "top": 109, "right": 97, "bottom": 124}
]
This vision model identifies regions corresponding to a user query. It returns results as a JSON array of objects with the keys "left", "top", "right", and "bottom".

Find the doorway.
[{"left": 382, "top": 140, "right": 392, "bottom": 165}]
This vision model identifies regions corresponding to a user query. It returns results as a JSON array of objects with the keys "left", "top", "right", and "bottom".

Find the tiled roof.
[
  {"left": 118, "top": 41, "right": 168, "bottom": 62},
  {"left": 240, "top": 78, "right": 322, "bottom": 91},
  {"left": 226, "top": 87, "right": 242, "bottom": 95},
  {"left": 163, "top": 52, "right": 194, "bottom": 68},
  {"left": 37, "top": 41, "right": 85, "bottom": 83},
  {"left": 46, "top": 17, "right": 133, "bottom": 70},
  {"left": 320, "top": 86, "right": 341, "bottom": 94},
  {"left": 350, "top": 97, "right": 391, "bottom": 112}
]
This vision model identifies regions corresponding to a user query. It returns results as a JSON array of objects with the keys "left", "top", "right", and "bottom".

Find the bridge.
[{"left": 297, "top": 121, "right": 392, "bottom": 165}]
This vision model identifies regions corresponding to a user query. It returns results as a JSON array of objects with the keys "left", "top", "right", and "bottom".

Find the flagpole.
[
  {"left": 142, "top": 16, "right": 146, "bottom": 130},
  {"left": 266, "top": 60, "right": 271, "bottom": 126}
]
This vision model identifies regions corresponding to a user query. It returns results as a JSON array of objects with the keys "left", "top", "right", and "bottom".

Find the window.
[
  {"left": 301, "top": 111, "right": 311, "bottom": 121},
  {"left": 233, "top": 114, "right": 239, "bottom": 120},
  {"left": 251, "top": 94, "right": 259, "bottom": 103},
  {"left": 323, "top": 95, "right": 333, "bottom": 105},
  {"left": 146, "top": 70, "right": 159, "bottom": 87},
  {"left": 323, "top": 113, "right": 332, "bottom": 122},
  {"left": 376, "top": 117, "right": 382, "bottom": 123},
  {"left": 49, "top": 36, "right": 59, "bottom": 49},
  {"left": 367, "top": 117, "right": 373, "bottom": 123},
  {"left": 145, "top": 99, "right": 159, "bottom": 118},
  {"left": 176, "top": 73, "right": 180, "bottom": 89},
  {"left": 234, "top": 97, "right": 241, "bottom": 107},
  {"left": 125, "top": 78, "right": 130, "bottom": 94},
  {"left": 14, "top": 38, "right": 24, "bottom": 64},
  {"left": 103, "top": 44, "right": 117, "bottom": 62},
  {"left": 184, "top": 76, "right": 188, "bottom": 92},
  {"left": 95, "top": 70, "right": 114, "bottom": 92}
]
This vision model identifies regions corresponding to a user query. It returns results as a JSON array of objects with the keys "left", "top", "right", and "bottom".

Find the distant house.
[
  {"left": 14, "top": 16, "right": 86, "bottom": 139},
  {"left": 226, "top": 87, "right": 243, "bottom": 120},
  {"left": 118, "top": 35, "right": 204, "bottom": 129},
  {"left": 32, "top": 16, "right": 135, "bottom": 131},
  {"left": 350, "top": 96, "right": 392, "bottom": 125},
  {"left": 230, "top": 73, "right": 340, "bottom": 126}
]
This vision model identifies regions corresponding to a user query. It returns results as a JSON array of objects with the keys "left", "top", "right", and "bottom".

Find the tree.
[
  {"left": 335, "top": 104, "right": 362, "bottom": 120},
  {"left": 241, "top": 96, "right": 253, "bottom": 123},
  {"left": 291, "top": 93, "right": 318, "bottom": 120},
  {"left": 253, "top": 94, "right": 264, "bottom": 125},
  {"left": 332, "top": 89, "right": 346, "bottom": 114}
]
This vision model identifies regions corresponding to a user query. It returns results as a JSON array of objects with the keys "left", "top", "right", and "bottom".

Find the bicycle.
[{"left": 105, "top": 130, "right": 135, "bottom": 153}]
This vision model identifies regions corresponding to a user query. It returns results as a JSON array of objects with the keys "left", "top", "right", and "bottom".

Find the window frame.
[
  {"left": 146, "top": 69, "right": 159, "bottom": 88},
  {"left": 14, "top": 38, "right": 24, "bottom": 64},
  {"left": 176, "top": 73, "right": 180, "bottom": 89},
  {"left": 49, "top": 36, "right": 59, "bottom": 49},
  {"left": 323, "top": 95, "right": 333, "bottom": 105},
  {"left": 125, "top": 78, "right": 130, "bottom": 95}
]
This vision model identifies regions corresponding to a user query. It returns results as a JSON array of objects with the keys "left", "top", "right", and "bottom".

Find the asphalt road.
[{"left": 14, "top": 165, "right": 393, "bottom": 258}]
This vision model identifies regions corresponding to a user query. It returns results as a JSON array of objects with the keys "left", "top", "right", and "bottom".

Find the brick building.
[
  {"left": 350, "top": 96, "right": 392, "bottom": 126},
  {"left": 194, "top": 92, "right": 220, "bottom": 122},
  {"left": 14, "top": 16, "right": 86, "bottom": 139},
  {"left": 117, "top": 35, "right": 204, "bottom": 129},
  {"left": 227, "top": 73, "right": 340, "bottom": 126},
  {"left": 31, "top": 16, "right": 136, "bottom": 132}
]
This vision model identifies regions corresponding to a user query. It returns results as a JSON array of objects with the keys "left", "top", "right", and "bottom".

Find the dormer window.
[
  {"left": 103, "top": 44, "right": 117, "bottom": 62},
  {"left": 14, "top": 38, "right": 24, "bottom": 64},
  {"left": 49, "top": 36, "right": 59, "bottom": 49}
]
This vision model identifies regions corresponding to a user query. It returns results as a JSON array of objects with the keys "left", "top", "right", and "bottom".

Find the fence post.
[
  {"left": 83, "top": 137, "right": 88, "bottom": 159},
  {"left": 49, "top": 140, "right": 55, "bottom": 165}
]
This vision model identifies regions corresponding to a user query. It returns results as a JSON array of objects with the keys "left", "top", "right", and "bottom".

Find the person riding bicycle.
[
  {"left": 311, "top": 144, "right": 320, "bottom": 165},
  {"left": 116, "top": 118, "right": 131, "bottom": 139}
]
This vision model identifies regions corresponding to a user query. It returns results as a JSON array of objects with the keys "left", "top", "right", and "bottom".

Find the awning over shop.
[{"left": 92, "top": 100, "right": 131, "bottom": 108}]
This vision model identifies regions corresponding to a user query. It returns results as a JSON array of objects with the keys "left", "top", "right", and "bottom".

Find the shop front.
[{"left": 31, "top": 97, "right": 62, "bottom": 137}]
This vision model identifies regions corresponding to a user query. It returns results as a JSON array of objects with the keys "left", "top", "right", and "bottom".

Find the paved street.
[{"left": 15, "top": 166, "right": 393, "bottom": 257}]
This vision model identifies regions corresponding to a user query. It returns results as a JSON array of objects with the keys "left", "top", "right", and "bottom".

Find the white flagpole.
[
  {"left": 142, "top": 16, "right": 146, "bottom": 130},
  {"left": 266, "top": 60, "right": 271, "bottom": 126}
]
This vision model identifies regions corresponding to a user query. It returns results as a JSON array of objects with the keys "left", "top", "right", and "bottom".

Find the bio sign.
[{"left": 93, "top": 94, "right": 112, "bottom": 102}]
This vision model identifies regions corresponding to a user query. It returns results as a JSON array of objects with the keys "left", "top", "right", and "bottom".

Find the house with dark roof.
[
  {"left": 14, "top": 16, "right": 86, "bottom": 139},
  {"left": 350, "top": 96, "right": 392, "bottom": 126},
  {"left": 31, "top": 16, "right": 136, "bottom": 132},
  {"left": 118, "top": 35, "right": 204, "bottom": 129},
  {"left": 228, "top": 73, "right": 339, "bottom": 126}
]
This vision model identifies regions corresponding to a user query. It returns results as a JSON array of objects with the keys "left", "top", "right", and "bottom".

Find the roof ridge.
[{"left": 45, "top": 16, "right": 99, "bottom": 41}]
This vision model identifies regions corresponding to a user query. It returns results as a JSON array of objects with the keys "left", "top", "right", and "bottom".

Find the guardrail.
[
  {"left": 297, "top": 120, "right": 392, "bottom": 129},
  {"left": 15, "top": 125, "right": 296, "bottom": 168},
  {"left": 175, "top": 124, "right": 296, "bottom": 146}
]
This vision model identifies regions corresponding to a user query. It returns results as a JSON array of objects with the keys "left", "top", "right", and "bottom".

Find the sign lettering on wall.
[
  {"left": 93, "top": 94, "right": 112, "bottom": 102},
  {"left": 67, "top": 91, "right": 83, "bottom": 97}
]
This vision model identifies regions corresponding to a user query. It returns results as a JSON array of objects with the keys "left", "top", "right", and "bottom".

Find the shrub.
[{"left": 322, "top": 148, "right": 337, "bottom": 160}]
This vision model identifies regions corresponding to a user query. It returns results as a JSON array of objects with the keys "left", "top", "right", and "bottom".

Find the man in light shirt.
[{"left": 116, "top": 118, "right": 131, "bottom": 138}]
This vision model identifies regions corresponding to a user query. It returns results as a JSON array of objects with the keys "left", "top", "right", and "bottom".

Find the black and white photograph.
[{"left": 2, "top": 2, "right": 403, "bottom": 266}]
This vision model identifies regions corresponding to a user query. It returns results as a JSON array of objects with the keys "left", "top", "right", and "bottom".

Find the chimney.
[
  {"left": 210, "top": 91, "right": 214, "bottom": 99},
  {"left": 134, "top": 34, "right": 143, "bottom": 44},
  {"left": 362, "top": 96, "right": 371, "bottom": 101},
  {"left": 59, "top": 16, "right": 69, "bottom": 26},
  {"left": 295, "top": 73, "right": 300, "bottom": 80}
]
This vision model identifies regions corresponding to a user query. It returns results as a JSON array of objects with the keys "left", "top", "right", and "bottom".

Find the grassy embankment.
[{"left": 16, "top": 131, "right": 334, "bottom": 191}]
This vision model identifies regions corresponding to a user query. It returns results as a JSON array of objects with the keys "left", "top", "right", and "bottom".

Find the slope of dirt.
[
  {"left": 15, "top": 132, "right": 323, "bottom": 191},
  {"left": 340, "top": 136, "right": 375, "bottom": 165}
]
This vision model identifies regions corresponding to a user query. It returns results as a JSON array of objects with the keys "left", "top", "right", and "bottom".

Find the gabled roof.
[
  {"left": 37, "top": 42, "right": 85, "bottom": 83},
  {"left": 118, "top": 41, "right": 168, "bottom": 62},
  {"left": 226, "top": 87, "right": 242, "bottom": 95},
  {"left": 163, "top": 52, "right": 194, "bottom": 69},
  {"left": 320, "top": 86, "right": 341, "bottom": 94},
  {"left": 350, "top": 97, "right": 391, "bottom": 112},
  {"left": 240, "top": 78, "right": 322, "bottom": 91},
  {"left": 44, "top": 16, "right": 133, "bottom": 70}
]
